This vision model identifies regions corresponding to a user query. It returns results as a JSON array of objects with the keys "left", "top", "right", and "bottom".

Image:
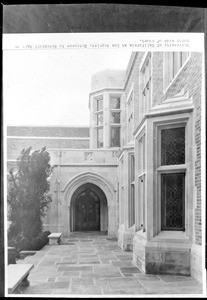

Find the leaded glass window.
[
  {"left": 138, "top": 134, "right": 146, "bottom": 230},
  {"left": 161, "top": 127, "right": 185, "bottom": 165},
  {"left": 97, "top": 98, "right": 103, "bottom": 111},
  {"left": 111, "top": 112, "right": 120, "bottom": 124},
  {"left": 97, "top": 128, "right": 103, "bottom": 148},
  {"left": 111, "top": 126, "right": 120, "bottom": 147},
  {"left": 97, "top": 113, "right": 103, "bottom": 125},
  {"left": 127, "top": 91, "right": 134, "bottom": 142},
  {"left": 131, "top": 154, "right": 135, "bottom": 182},
  {"left": 161, "top": 173, "right": 185, "bottom": 231},
  {"left": 110, "top": 97, "right": 121, "bottom": 109},
  {"left": 129, "top": 154, "right": 135, "bottom": 227}
]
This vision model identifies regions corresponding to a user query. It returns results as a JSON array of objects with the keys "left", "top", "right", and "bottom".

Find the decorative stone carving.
[{"left": 84, "top": 151, "right": 93, "bottom": 162}]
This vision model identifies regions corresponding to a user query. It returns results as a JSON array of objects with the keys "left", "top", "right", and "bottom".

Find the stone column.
[{"left": 108, "top": 203, "right": 117, "bottom": 237}]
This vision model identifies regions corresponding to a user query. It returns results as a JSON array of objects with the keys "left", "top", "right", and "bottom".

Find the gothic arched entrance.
[{"left": 70, "top": 182, "right": 108, "bottom": 232}]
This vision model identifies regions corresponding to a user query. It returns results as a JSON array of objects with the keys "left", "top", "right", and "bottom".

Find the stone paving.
[{"left": 16, "top": 232, "right": 203, "bottom": 296}]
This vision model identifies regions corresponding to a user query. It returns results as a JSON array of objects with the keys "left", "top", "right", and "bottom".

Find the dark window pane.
[
  {"left": 97, "top": 128, "right": 103, "bottom": 148},
  {"left": 111, "top": 112, "right": 120, "bottom": 123},
  {"left": 161, "top": 127, "right": 185, "bottom": 165},
  {"left": 129, "top": 184, "right": 135, "bottom": 227},
  {"left": 111, "top": 126, "right": 120, "bottom": 147},
  {"left": 110, "top": 97, "right": 121, "bottom": 109},
  {"left": 131, "top": 155, "right": 135, "bottom": 182},
  {"left": 161, "top": 173, "right": 185, "bottom": 231}
]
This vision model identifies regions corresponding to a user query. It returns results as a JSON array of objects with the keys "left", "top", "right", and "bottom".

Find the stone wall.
[{"left": 7, "top": 126, "right": 90, "bottom": 137}]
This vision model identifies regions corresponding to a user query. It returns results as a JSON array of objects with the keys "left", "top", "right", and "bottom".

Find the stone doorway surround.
[{"left": 61, "top": 172, "right": 117, "bottom": 237}]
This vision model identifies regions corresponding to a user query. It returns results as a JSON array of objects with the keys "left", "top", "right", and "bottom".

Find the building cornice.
[
  {"left": 53, "top": 164, "right": 118, "bottom": 167},
  {"left": 7, "top": 136, "right": 90, "bottom": 140},
  {"left": 89, "top": 88, "right": 124, "bottom": 97}
]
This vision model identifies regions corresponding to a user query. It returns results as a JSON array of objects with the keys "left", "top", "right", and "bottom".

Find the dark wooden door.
[{"left": 75, "top": 192, "right": 100, "bottom": 231}]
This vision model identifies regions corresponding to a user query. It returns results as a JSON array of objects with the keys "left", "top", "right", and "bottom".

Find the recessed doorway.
[{"left": 70, "top": 183, "right": 108, "bottom": 232}]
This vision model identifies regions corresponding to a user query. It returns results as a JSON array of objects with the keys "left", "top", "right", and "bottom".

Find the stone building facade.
[
  {"left": 116, "top": 52, "right": 203, "bottom": 281},
  {"left": 7, "top": 51, "right": 203, "bottom": 282}
]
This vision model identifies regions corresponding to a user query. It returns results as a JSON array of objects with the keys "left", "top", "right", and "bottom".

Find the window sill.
[
  {"left": 110, "top": 146, "right": 120, "bottom": 149},
  {"left": 157, "top": 164, "right": 186, "bottom": 172},
  {"left": 152, "top": 231, "right": 190, "bottom": 243},
  {"left": 94, "top": 110, "right": 103, "bottom": 114}
]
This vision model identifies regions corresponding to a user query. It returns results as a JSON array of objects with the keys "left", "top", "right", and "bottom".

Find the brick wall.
[
  {"left": 7, "top": 126, "right": 90, "bottom": 137},
  {"left": 152, "top": 52, "right": 163, "bottom": 106},
  {"left": 7, "top": 126, "right": 90, "bottom": 166}
]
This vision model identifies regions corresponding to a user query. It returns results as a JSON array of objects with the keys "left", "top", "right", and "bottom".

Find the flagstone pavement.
[{"left": 15, "top": 232, "right": 204, "bottom": 296}]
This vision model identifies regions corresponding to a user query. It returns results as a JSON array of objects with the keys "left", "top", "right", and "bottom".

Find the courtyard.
[{"left": 15, "top": 232, "right": 203, "bottom": 296}]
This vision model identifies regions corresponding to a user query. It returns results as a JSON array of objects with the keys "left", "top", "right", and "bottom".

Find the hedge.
[{"left": 18, "top": 231, "right": 51, "bottom": 251}]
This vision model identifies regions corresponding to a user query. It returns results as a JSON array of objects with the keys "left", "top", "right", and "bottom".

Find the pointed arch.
[
  {"left": 62, "top": 171, "right": 116, "bottom": 206},
  {"left": 61, "top": 171, "right": 117, "bottom": 236}
]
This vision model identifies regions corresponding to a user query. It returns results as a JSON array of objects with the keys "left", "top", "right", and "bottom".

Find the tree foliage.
[{"left": 8, "top": 147, "right": 53, "bottom": 246}]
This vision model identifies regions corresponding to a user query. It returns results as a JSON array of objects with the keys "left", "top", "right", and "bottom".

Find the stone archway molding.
[{"left": 62, "top": 171, "right": 116, "bottom": 207}]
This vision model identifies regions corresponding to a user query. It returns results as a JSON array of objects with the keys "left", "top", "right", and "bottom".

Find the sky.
[{"left": 3, "top": 48, "right": 132, "bottom": 126}]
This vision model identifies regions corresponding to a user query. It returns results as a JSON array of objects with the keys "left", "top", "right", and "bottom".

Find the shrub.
[
  {"left": 18, "top": 237, "right": 32, "bottom": 251},
  {"left": 8, "top": 147, "right": 53, "bottom": 245},
  {"left": 18, "top": 231, "right": 51, "bottom": 251},
  {"left": 8, "top": 248, "right": 20, "bottom": 264}
]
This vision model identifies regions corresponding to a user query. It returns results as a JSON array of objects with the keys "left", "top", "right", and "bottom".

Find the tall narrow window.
[
  {"left": 95, "top": 96, "right": 104, "bottom": 148},
  {"left": 164, "top": 52, "right": 189, "bottom": 90},
  {"left": 138, "top": 133, "right": 146, "bottom": 230},
  {"left": 110, "top": 95, "right": 121, "bottom": 148},
  {"left": 129, "top": 154, "right": 135, "bottom": 227},
  {"left": 139, "top": 53, "right": 152, "bottom": 122},
  {"left": 159, "top": 126, "right": 186, "bottom": 231},
  {"left": 127, "top": 91, "right": 134, "bottom": 143},
  {"left": 120, "top": 158, "right": 124, "bottom": 224},
  {"left": 97, "top": 127, "right": 103, "bottom": 148},
  {"left": 111, "top": 127, "right": 120, "bottom": 147}
]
